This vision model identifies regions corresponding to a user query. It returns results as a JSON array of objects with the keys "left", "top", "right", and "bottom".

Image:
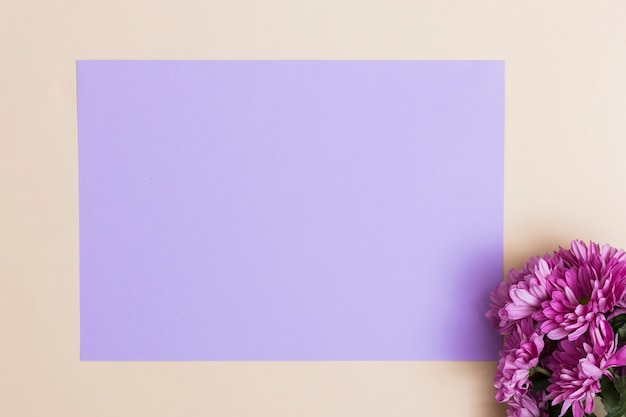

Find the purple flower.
[
  {"left": 486, "top": 240, "right": 626, "bottom": 415},
  {"left": 487, "top": 256, "right": 555, "bottom": 335},
  {"left": 486, "top": 280, "right": 517, "bottom": 334},
  {"left": 495, "top": 320, "right": 545, "bottom": 402},
  {"left": 506, "top": 392, "right": 547, "bottom": 417},
  {"left": 505, "top": 257, "right": 554, "bottom": 321},
  {"left": 539, "top": 240, "right": 626, "bottom": 341},
  {"left": 610, "top": 298, "right": 626, "bottom": 320},
  {"left": 547, "top": 317, "right": 626, "bottom": 417},
  {"left": 504, "top": 318, "right": 539, "bottom": 350}
]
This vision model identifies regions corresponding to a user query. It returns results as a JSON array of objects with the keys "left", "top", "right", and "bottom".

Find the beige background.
[{"left": 2, "top": 1, "right": 626, "bottom": 416}]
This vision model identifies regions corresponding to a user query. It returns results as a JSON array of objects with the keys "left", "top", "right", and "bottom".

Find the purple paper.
[{"left": 78, "top": 60, "right": 504, "bottom": 360}]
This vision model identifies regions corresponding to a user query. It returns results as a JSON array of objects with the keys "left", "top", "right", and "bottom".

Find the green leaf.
[
  {"left": 605, "top": 405, "right": 626, "bottom": 417},
  {"left": 610, "top": 314, "right": 626, "bottom": 328},
  {"left": 618, "top": 327, "right": 626, "bottom": 342},
  {"left": 602, "top": 376, "right": 626, "bottom": 417},
  {"left": 615, "top": 376, "right": 626, "bottom": 394},
  {"left": 611, "top": 315, "right": 626, "bottom": 342},
  {"left": 532, "top": 377, "right": 550, "bottom": 393},
  {"left": 601, "top": 376, "right": 621, "bottom": 411}
]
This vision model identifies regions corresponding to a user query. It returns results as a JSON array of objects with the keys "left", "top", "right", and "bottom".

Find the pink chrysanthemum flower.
[
  {"left": 487, "top": 255, "right": 555, "bottom": 335},
  {"left": 611, "top": 298, "right": 626, "bottom": 319},
  {"left": 487, "top": 241, "right": 626, "bottom": 417},
  {"left": 504, "top": 318, "right": 539, "bottom": 350},
  {"left": 505, "top": 257, "right": 555, "bottom": 321},
  {"left": 495, "top": 319, "right": 545, "bottom": 402},
  {"left": 539, "top": 240, "right": 626, "bottom": 341},
  {"left": 547, "top": 317, "right": 626, "bottom": 417},
  {"left": 486, "top": 280, "right": 517, "bottom": 334},
  {"left": 506, "top": 391, "right": 548, "bottom": 417}
]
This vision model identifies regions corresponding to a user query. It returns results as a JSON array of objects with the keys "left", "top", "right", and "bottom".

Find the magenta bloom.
[
  {"left": 547, "top": 317, "right": 626, "bottom": 417},
  {"left": 506, "top": 392, "right": 547, "bottom": 417},
  {"left": 486, "top": 280, "right": 516, "bottom": 334},
  {"left": 505, "top": 257, "right": 554, "bottom": 321},
  {"left": 539, "top": 241, "right": 626, "bottom": 341},
  {"left": 487, "top": 255, "right": 555, "bottom": 335},
  {"left": 487, "top": 240, "right": 626, "bottom": 417},
  {"left": 495, "top": 319, "right": 545, "bottom": 402}
]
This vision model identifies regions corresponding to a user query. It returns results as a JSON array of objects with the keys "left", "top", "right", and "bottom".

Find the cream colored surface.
[{"left": 2, "top": 1, "right": 625, "bottom": 416}]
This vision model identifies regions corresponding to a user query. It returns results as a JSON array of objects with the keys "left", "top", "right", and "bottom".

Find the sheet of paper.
[{"left": 78, "top": 60, "right": 504, "bottom": 360}]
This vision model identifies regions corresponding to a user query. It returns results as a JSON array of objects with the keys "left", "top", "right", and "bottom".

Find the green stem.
[{"left": 534, "top": 365, "right": 552, "bottom": 377}]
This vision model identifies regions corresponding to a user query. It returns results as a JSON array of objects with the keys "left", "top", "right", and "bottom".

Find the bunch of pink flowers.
[{"left": 487, "top": 240, "right": 626, "bottom": 417}]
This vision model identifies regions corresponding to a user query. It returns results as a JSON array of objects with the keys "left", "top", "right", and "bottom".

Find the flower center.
[{"left": 579, "top": 296, "right": 591, "bottom": 305}]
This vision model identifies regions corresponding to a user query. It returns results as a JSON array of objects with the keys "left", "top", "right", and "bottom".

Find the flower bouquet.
[{"left": 487, "top": 240, "right": 626, "bottom": 417}]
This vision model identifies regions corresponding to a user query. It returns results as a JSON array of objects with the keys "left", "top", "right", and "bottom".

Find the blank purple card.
[{"left": 78, "top": 60, "right": 504, "bottom": 360}]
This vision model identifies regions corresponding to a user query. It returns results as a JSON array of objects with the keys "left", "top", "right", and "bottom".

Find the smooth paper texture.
[{"left": 78, "top": 60, "right": 504, "bottom": 360}]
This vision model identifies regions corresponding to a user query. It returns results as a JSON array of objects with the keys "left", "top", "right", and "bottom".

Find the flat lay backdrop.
[
  {"left": 77, "top": 60, "right": 505, "bottom": 362},
  {"left": 2, "top": 1, "right": 626, "bottom": 416}
]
